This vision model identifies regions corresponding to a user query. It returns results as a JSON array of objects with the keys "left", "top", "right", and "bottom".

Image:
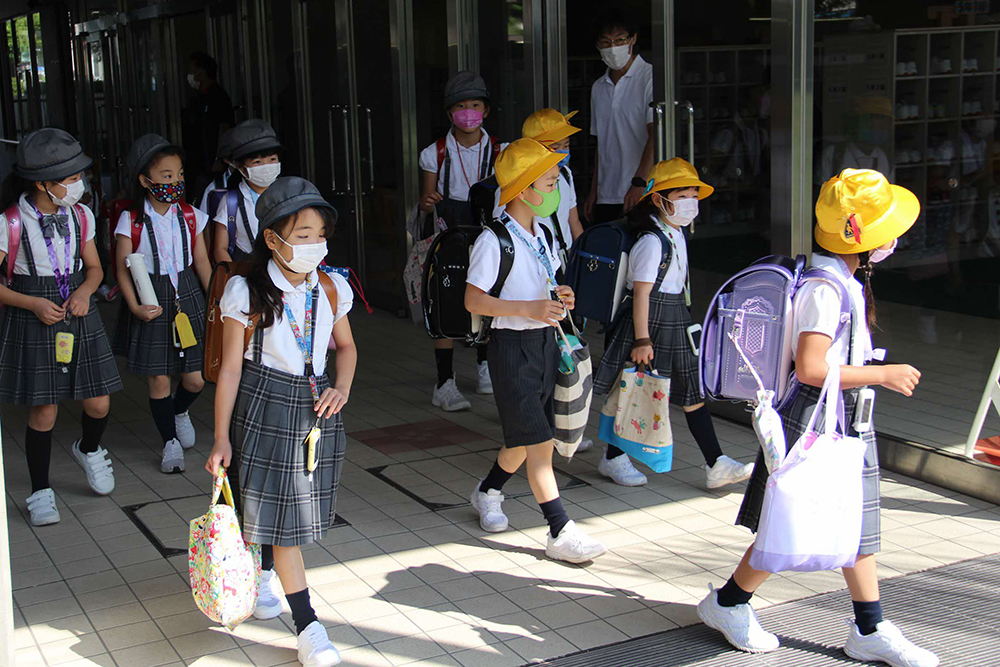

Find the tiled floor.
[{"left": 4, "top": 302, "right": 1000, "bottom": 667}]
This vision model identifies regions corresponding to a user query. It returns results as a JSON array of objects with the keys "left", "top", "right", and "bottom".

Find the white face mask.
[
  {"left": 661, "top": 197, "right": 699, "bottom": 227},
  {"left": 869, "top": 238, "right": 897, "bottom": 264},
  {"left": 48, "top": 179, "right": 85, "bottom": 208},
  {"left": 245, "top": 162, "right": 282, "bottom": 188},
  {"left": 275, "top": 234, "right": 327, "bottom": 274},
  {"left": 187, "top": 73, "right": 199, "bottom": 89},
  {"left": 600, "top": 44, "right": 631, "bottom": 71}
]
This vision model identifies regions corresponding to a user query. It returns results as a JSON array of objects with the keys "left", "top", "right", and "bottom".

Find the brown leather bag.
[{"left": 203, "top": 262, "right": 337, "bottom": 383}]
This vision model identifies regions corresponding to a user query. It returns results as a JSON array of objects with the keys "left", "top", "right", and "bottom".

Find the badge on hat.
[{"left": 844, "top": 213, "right": 863, "bottom": 244}]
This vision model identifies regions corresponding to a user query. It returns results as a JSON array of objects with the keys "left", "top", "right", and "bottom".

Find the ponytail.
[{"left": 860, "top": 251, "right": 878, "bottom": 330}]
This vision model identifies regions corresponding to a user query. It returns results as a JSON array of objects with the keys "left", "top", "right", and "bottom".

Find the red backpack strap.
[
  {"left": 490, "top": 137, "right": 501, "bottom": 163},
  {"left": 435, "top": 136, "right": 448, "bottom": 173},
  {"left": 4, "top": 205, "right": 21, "bottom": 285},
  {"left": 178, "top": 202, "right": 198, "bottom": 247},
  {"left": 129, "top": 208, "right": 143, "bottom": 253},
  {"left": 73, "top": 203, "right": 89, "bottom": 250}
]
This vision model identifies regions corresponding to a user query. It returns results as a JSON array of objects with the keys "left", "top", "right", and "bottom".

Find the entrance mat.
[
  {"left": 352, "top": 419, "right": 486, "bottom": 454},
  {"left": 536, "top": 551, "right": 1000, "bottom": 667}
]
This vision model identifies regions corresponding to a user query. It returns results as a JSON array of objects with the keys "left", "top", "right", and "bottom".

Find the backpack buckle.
[{"left": 588, "top": 258, "right": 598, "bottom": 272}]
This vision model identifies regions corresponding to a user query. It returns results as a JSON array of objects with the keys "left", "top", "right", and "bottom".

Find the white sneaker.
[
  {"left": 844, "top": 620, "right": 939, "bottom": 667},
  {"left": 161, "top": 438, "right": 185, "bottom": 474},
  {"left": 25, "top": 489, "right": 60, "bottom": 527},
  {"left": 253, "top": 569, "right": 283, "bottom": 620},
  {"left": 575, "top": 437, "right": 594, "bottom": 453},
  {"left": 71, "top": 440, "right": 115, "bottom": 495},
  {"left": 697, "top": 586, "right": 779, "bottom": 653},
  {"left": 598, "top": 452, "right": 648, "bottom": 486},
  {"left": 706, "top": 455, "right": 754, "bottom": 489},
  {"left": 477, "top": 362, "right": 494, "bottom": 395},
  {"left": 174, "top": 411, "right": 196, "bottom": 449},
  {"left": 297, "top": 620, "right": 341, "bottom": 667},
  {"left": 470, "top": 484, "right": 508, "bottom": 533},
  {"left": 545, "top": 520, "right": 607, "bottom": 563},
  {"left": 432, "top": 379, "right": 471, "bottom": 412}
]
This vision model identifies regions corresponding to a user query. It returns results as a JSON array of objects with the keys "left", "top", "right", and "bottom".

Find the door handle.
[
  {"left": 328, "top": 105, "right": 351, "bottom": 195},
  {"left": 650, "top": 101, "right": 668, "bottom": 163},
  {"left": 327, "top": 105, "right": 340, "bottom": 193},
  {"left": 673, "top": 99, "right": 695, "bottom": 166},
  {"left": 362, "top": 106, "right": 374, "bottom": 195},
  {"left": 340, "top": 106, "right": 351, "bottom": 195}
]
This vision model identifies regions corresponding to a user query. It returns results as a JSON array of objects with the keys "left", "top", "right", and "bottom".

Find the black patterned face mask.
[{"left": 147, "top": 180, "right": 185, "bottom": 204}]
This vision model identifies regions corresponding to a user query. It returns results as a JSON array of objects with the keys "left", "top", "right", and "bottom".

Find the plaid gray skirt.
[
  {"left": 0, "top": 273, "right": 122, "bottom": 405},
  {"left": 488, "top": 327, "right": 559, "bottom": 448},
  {"left": 112, "top": 268, "right": 206, "bottom": 376},
  {"left": 228, "top": 360, "right": 346, "bottom": 547},
  {"left": 593, "top": 291, "right": 703, "bottom": 406},
  {"left": 736, "top": 384, "right": 881, "bottom": 555}
]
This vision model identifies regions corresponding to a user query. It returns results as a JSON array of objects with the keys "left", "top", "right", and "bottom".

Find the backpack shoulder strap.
[
  {"left": 799, "top": 267, "right": 853, "bottom": 346},
  {"left": 178, "top": 202, "right": 198, "bottom": 246},
  {"left": 317, "top": 270, "right": 339, "bottom": 314},
  {"left": 639, "top": 228, "right": 673, "bottom": 294},
  {"left": 73, "top": 204, "right": 89, "bottom": 250},
  {"left": 226, "top": 189, "right": 240, "bottom": 254},
  {"left": 129, "top": 208, "right": 143, "bottom": 253},
  {"left": 436, "top": 136, "right": 448, "bottom": 171},
  {"left": 540, "top": 223, "right": 555, "bottom": 255},
  {"left": 436, "top": 136, "right": 450, "bottom": 199},
  {"left": 242, "top": 314, "right": 261, "bottom": 356},
  {"left": 484, "top": 218, "right": 515, "bottom": 299},
  {"left": 4, "top": 204, "right": 21, "bottom": 284}
]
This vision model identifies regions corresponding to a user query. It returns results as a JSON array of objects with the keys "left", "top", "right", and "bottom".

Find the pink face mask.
[{"left": 452, "top": 109, "right": 483, "bottom": 131}]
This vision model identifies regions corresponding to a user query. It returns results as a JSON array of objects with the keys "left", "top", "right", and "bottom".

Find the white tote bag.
[{"left": 749, "top": 363, "right": 868, "bottom": 573}]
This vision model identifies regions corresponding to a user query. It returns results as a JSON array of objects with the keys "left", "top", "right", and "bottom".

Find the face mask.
[
  {"left": 187, "top": 73, "right": 199, "bottom": 90},
  {"left": 869, "top": 238, "right": 897, "bottom": 264},
  {"left": 47, "top": 179, "right": 85, "bottom": 208},
  {"left": 452, "top": 109, "right": 483, "bottom": 131},
  {"left": 555, "top": 149, "right": 570, "bottom": 168},
  {"left": 275, "top": 234, "right": 328, "bottom": 274},
  {"left": 524, "top": 187, "right": 560, "bottom": 218},
  {"left": 600, "top": 44, "right": 631, "bottom": 70},
  {"left": 660, "top": 197, "right": 698, "bottom": 227},
  {"left": 245, "top": 162, "right": 282, "bottom": 188},
  {"left": 147, "top": 180, "right": 185, "bottom": 204}
]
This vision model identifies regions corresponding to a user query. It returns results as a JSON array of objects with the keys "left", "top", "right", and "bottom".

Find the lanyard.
[
  {"left": 32, "top": 203, "right": 72, "bottom": 302},
  {"left": 653, "top": 219, "right": 691, "bottom": 308},
  {"left": 501, "top": 213, "right": 556, "bottom": 289},
  {"left": 281, "top": 280, "right": 320, "bottom": 402}
]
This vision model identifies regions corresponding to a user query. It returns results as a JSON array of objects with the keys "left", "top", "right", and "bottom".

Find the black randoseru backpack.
[{"left": 422, "top": 225, "right": 482, "bottom": 340}]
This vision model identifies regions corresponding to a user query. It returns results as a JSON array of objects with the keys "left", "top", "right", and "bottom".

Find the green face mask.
[{"left": 524, "top": 186, "right": 561, "bottom": 217}]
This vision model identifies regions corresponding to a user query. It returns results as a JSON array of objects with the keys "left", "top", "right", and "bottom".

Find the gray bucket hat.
[
  {"left": 443, "top": 71, "right": 490, "bottom": 109},
  {"left": 126, "top": 133, "right": 182, "bottom": 186},
  {"left": 229, "top": 119, "right": 283, "bottom": 161},
  {"left": 216, "top": 128, "right": 236, "bottom": 162},
  {"left": 256, "top": 176, "right": 337, "bottom": 231},
  {"left": 15, "top": 128, "right": 93, "bottom": 182}
]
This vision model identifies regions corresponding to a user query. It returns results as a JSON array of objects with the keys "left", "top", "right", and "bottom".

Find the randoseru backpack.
[
  {"left": 469, "top": 175, "right": 498, "bottom": 228},
  {"left": 564, "top": 219, "right": 632, "bottom": 324},
  {"left": 700, "top": 254, "right": 852, "bottom": 408}
]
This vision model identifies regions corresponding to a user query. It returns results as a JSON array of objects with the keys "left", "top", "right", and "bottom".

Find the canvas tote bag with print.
[
  {"left": 553, "top": 315, "right": 593, "bottom": 458},
  {"left": 598, "top": 366, "right": 674, "bottom": 472}
]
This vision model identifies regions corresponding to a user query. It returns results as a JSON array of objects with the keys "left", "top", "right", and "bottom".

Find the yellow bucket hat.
[
  {"left": 638, "top": 158, "right": 714, "bottom": 202},
  {"left": 521, "top": 109, "right": 581, "bottom": 144},
  {"left": 496, "top": 138, "right": 566, "bottom": 206},
  {"left": 815, "top": 168, "right": 920, "bottom": 255}
]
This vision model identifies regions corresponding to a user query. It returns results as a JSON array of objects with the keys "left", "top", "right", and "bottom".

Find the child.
[
  {"left": 465, "top": 138, "right": 606, "bottom": 563},
  {"left": 197, "top": 128, "right": 235, "bottom": 215},
  {"left": 213, "top": 120, "right": 283, "bottom": 263},
  {"left": 0, "top": 128, "right": 122, "bottom": 526},
  {"left": 698, "top": 169, "right": 938, "bottom": 667},
  {"left": 418, "top": 71, "right": 503, "bottom": 410},
  {"left": 207, "top": 177, "right": 355, "bottom": 667},
  {"left": 113, "top": 134, "right": 212, "bottom": 474},
  {"left": 592, "top": 158, "right": 753, "bottom": 488}
]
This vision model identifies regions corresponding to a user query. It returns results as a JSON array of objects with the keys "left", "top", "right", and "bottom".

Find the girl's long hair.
[
  {"left": 128, "top": 146, "right": 186, "bottom": 216},
  {"left": 625, "top": 188, "right": 688, "bottom": 238},
  {"left": 243, "top": 206, "right": 337, "bottom": 329},
  {"left": 812, "top": 245, "right": 879, "bottom": 330}
]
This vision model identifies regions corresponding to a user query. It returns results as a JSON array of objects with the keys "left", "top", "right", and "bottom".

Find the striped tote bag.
[{"left": 554, "top": 317, "right": 593, "bottom": 458}]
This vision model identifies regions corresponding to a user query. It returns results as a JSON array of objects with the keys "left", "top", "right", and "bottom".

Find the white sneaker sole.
[
  {"left": 477, "top": 384, "right": 494, "bottom": 395},
  {"left": 30, "top": 512, "right": 60, "bottom": 527},
  {"left": 696, "top": 598, "right": 778, "bottom": 654},
  {"left": 253, "top": 599, "right": 283, "bottom": 620},
  {"left": 432, "top": 397, "right": 471, "bottom": 412},
  {"left": 843, "top": 644, "right": 935, "bottom": 667},
  {"left": 545, "top": 544, "right": 608, "bottom": 564},
  {"left": 161, "top": 461, "right": 185, "bottom": 474},
  {"left": 599, "top": 467, "right": 648, "bottom": 487},
  {"left": 706, "top": 469, "right": 754, "bottom": 489}
]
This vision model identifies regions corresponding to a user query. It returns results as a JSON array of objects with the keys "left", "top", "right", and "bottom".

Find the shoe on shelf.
[
  {"left": 598, "top": 452, "right": 648, "bottom": 487},
  {"left": 297, "top": 620, "right": 342, "bottom": 667},
  {"left": 71, "top": 440, "right": 115, "bottom": 495},
  {"left": 477, "top": 361, "right": 494, "bottom": 395},
  {"left": 706, "top": 455, "right": 754, "bottom": 489},
  {"left": 697, "top": 585, "right": 780, "bottom": 653},
  {"left": 25, "top": 489, "right": 60, "bottom": 527},
  {"left": 161, "top": 438, "right": 185, "bottom": 474},
  {"left": 432, "top": 379, "right": 471, "bottom": 412},
  {"left": 470, "top": 483, "right": 509, "bottom": 533},
  {"left": 253, "top": 569, "right": 283, "bottom": 620},
  {"left": 545, "top": 520, "right": 607, "bottom": 563},
  {"left": 843, "top": 619, "right": 939, "bottom": 667},
  {"left": 175, "top": 410, "right": 196, "bottom": 449}
]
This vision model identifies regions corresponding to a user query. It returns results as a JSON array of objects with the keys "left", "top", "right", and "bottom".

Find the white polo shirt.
[
  {"left": 489, "top": 166, "right": 578, "bottom": 251},
  {"left": 590, "top": 54, "right": 654, "bottom": 204},
  {"left": 0, "top": 195, "right": 96, "bottom": 276},
  {"left": 467, "top": 212, "right": 562, "bottom": 331},
  {"left": 626, "top": 221, "right": 688, "bottom": 294},
  {"left": 213, "top": 180, "right": 261, "bottom": 253},
  {"left": 418, "top": 129, "right": 506, "bottom": 202},
  {"left": 115, "top": 199, "right": 209, "bottom": 274}
]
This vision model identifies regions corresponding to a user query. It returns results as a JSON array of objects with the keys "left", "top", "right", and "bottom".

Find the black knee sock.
[
  {"left": 261, "top": 545, "right": 274, "bottom": 572},
  {"left": 685, "top": 405, "right": 724, "bottom": 468},
  {"left": 539, "top": 497, "right": 570, "bottom": 539},
  {"left": 716, "top": 576, "right": 753, "bottom": 607},
  {"left": 149, "top": 397, "right": 177, "bottom": 443},
  {"left": 25, "top": 427, "right": 53, "bottom": 493},
  {"left": 173, "top": 385, "right": 202, "bottom": 415},
  {"left": 479, "top": 461, "right": 515, "bottom": 493},
  {"left": 80, "top": 413, "right": 109, "bottom": 454},
  {"left": 476, "top": 345, "right": 488, "bottom": 364},
  {"left": 286, "top": 588, "right": 318, "bottom": 635},
  {"left": 435, "top": 348, "right": 454, "bottom": 388},
  {"left": 853, "top": 600, "right": 883, "bottom": 636},
  {"left": 605, "top": 444, "right": 625, "bottom": 459}
]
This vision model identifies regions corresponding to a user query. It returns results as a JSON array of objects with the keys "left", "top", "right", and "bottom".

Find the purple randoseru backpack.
[{"left": 700, "top": 254, "right": 851, "bottom": 408}]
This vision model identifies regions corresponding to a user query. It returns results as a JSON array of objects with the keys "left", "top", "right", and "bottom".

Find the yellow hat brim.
[
  {"left": 815, "top": 184, "right": 921, "bottom": 254},
  {"left": 533, "top": 124, "right": 582, "bottom": 144},
  {"left": 640, "top": 177, "right": 714, "bottom": 202},
  {"left": 498, "top": 150, "right": 567, "bottom": 206}
]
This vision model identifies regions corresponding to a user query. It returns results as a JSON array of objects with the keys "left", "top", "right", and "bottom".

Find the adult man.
[
  {"left": 186, "top": 52, "right": 235, "bottom": 195},
  {"left": 584, "top": 10, "right": 655, "bottom": 224}
]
